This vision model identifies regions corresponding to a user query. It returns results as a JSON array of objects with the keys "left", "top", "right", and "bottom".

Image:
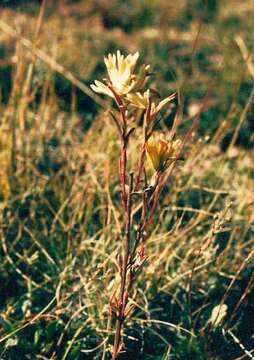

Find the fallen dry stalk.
[{"left": 0, "top": 19, "right": 108, "bottom": 109}]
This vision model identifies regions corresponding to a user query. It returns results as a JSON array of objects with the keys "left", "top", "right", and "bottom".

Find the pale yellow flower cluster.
[
  {"left": 145, "top": 134, "right": 182, "bottom": 172},
  {"left": 90, "top": 50, "right": 175, "bottom": 118},
  {"left": 127, "top": 90, "right": 175, "bottom": 120},
  {"left": 91, "top": 50, "right": 151, "bottom": 99},
  {"left": 91, "top": 50, "right": 181, "bottom": 173},
  {"left": 91, "top": 50, "right": 141, "bottom": 98}
]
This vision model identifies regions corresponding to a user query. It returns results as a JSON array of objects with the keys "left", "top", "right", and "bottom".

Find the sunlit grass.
[{"left": 0, "top": 1, "right": 253, "bottom": 359}]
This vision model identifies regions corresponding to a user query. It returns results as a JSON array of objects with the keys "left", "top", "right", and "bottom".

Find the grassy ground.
[{"left": 0, "top": 1, "right": 253, "bottom": 359}]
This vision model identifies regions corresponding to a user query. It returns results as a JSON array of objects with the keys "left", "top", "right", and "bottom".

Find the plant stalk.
[{"left": 112, "top": 172, "right": 133, "bottom": 359}]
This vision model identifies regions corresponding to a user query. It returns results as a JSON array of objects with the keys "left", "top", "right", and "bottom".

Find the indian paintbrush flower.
[
  {"left": 90, "top": 50, "right": 186, "bottom": 359},
  {"left": 90, "top": 50, "right": 140, "bottom": 98},
  {"left": 145, "top": 134, "right": 182, "bottom": 172},
  {"left": 126, "top": 90, "right": 176, "bottom": 120}
]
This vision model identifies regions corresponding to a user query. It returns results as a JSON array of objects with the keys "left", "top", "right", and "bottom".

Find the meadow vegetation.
[{"left": 0, "top": 1, "right": 253, "bottom": 359}]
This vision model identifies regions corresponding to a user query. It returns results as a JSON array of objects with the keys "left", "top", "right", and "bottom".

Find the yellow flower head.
[
  {"left": 126, "top": 89, "right": 150, "bottom": 109},
  {"left": 90, "top": 50, "right": 139, "bottom": 98},
  {"left": 127, "top": 90, "right": 175, "bottom": 119},
  {"left": 145, "top": 134, "right": 182, "bottom": 171}
]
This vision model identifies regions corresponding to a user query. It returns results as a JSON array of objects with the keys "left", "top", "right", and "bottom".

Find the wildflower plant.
[{"left": 91, "top": 50, "right": 189, "bottom": 359}]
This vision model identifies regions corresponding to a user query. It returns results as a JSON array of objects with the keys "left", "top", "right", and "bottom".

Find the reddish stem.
[{"left": 119, "top": 145, "right": 128, "bottom": 210}]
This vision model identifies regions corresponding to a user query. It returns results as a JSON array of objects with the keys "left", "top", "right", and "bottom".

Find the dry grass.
[{"left": 0, "top": 1, "right": 253, "bottom": 359}]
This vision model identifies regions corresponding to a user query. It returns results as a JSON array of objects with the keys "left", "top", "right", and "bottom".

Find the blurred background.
[{"left": 0, "top": 0, "right": 253, "bottom": 145}]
